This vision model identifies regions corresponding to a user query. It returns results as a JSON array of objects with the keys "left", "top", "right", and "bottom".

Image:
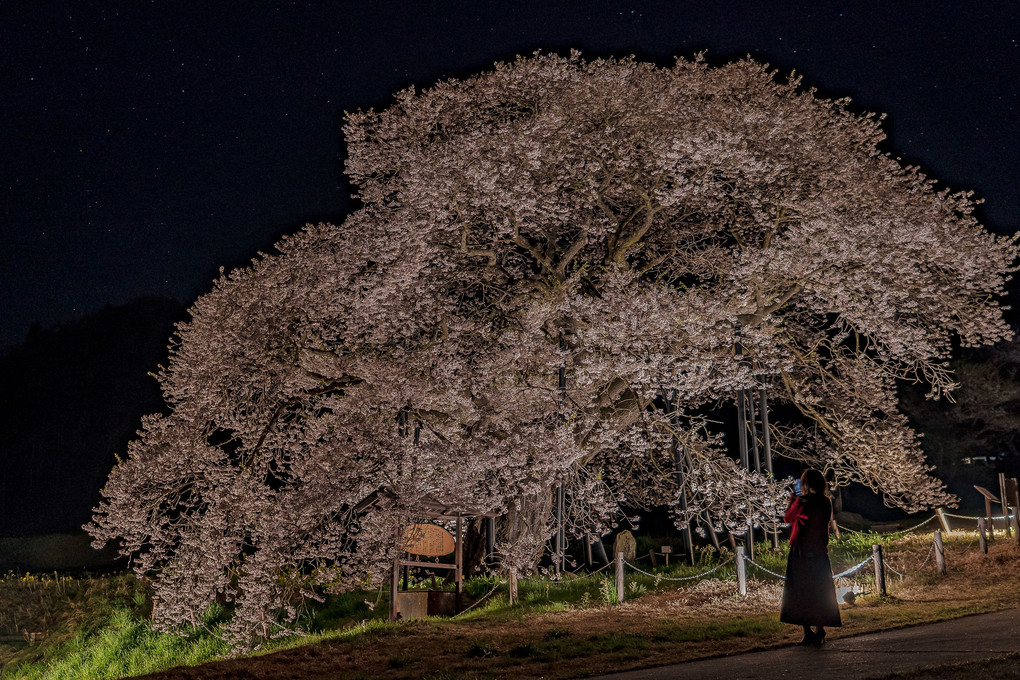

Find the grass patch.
[{"left": 655, "top": 617, "right": 784, "bottom": 642}]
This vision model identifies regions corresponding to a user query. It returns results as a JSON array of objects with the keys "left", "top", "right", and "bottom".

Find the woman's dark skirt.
[{"left": 780, "top": 546, "right": 842, "bottom": 627}]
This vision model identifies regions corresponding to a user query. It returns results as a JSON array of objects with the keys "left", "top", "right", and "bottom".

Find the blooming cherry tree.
[{"left": 89, "top": 53, "right": 1015, "bottom": 644}]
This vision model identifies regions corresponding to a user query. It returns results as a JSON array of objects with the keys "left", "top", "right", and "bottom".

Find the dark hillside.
[{"left": 0, "top": 296, "right": 184, "bottom": 537}]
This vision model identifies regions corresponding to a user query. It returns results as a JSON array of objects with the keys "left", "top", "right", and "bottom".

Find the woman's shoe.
[{"left": 796, "top": 631, "right": 818, "bottom": 646}]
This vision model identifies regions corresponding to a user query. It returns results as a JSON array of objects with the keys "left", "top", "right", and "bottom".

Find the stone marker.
[{"left": 614, "top": 529, "right": 637, "bottom": 562}]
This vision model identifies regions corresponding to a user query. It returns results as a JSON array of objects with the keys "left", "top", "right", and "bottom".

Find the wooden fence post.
[
  {"left": 509, "top": 568, "right": 518, "bottom": 605},
  {"left": 978, "top": 517, "right": 988, "bottom": 554},
  {"left": 615, "top": 551, "right": 625, "bottom": 604},
  {"left": 648, "top": 549, "right": 657, "bottom": 568},
  {"left": 936, "top": 507, "right": 951, "bottom": 533},
  {"left": 933, "top": 531, "right": 946, "bottom": 576},
  {"left": 1000, "top": 473, "right": 1012, "bottom": 538},
  {"left": 1012, "top": 511, "right": 1020, "bottom": 547},
  {"left": 872, "top": 544, "right": 887, "bottom": 597},
  {"left": 736, "top": 546, "right": 747, "bottom": 596}
]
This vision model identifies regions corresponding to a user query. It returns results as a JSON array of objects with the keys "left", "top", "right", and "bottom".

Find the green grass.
[
  {"left": 10, "top": 609, "right": 230, "bottom": 680},
  {"left": 1, "top": 553, "right": 737, "bottom": 679},
  {"left": 652, "top": 617, "right": 784, "bottom": 642}
]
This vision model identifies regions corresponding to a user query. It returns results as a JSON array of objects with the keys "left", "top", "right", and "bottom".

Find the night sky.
[{"left": 2, "top": 1, "right": 1017, "bottom": 347}]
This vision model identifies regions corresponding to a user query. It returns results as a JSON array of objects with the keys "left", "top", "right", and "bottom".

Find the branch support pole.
[
  {"left": 760, "top": 385, "right": 779, "bottom": 549},
  {"left": 733, "top": 324, "right": 753, "bottom": 561},
  {"left": 747, "top": 389, "right": 761, "bottom": 473},
  {"left": 668, "top": 389, "right": 695, "bottom": 565}
]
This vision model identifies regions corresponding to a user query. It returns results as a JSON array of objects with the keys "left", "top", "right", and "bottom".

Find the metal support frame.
[
  {"left": 553, "top": 483, "right": 566, "bottom": 576},
  {"left": 552, "top": 358, "right": 568, "bottom": 576},
  {"left": 747, "top": 389, "right": 761, "bottom": 473},
  {"left": 760, "top": 385, "right": 779, "bottom": 548},
  {"left": 668, "top": 389, "right": 695, "bottom": 565},
  {"left": 736, "top": 386, "right": 750, "bottom": 470},
  {"left": 759, "top": 386, "right": 773, "bottom": 477}
]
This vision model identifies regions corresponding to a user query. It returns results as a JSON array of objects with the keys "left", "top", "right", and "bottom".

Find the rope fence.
[
  {"left": 837, "top": 510, "right": 1018, "bottom": 536},
  {"left": 883, "top": 543, "right": 935, "bottom": 578},
  {"left": 744, "top": 556, "right": 787, "bottom": 580},
  {"left": 832, "top": 554, "right": 875, "bottom": 579},
  {"left": 623, "top": 556, "right": 735, "bottom": 582},
  {"left": 838, "top": 514, "right": 938, "bottom": 537},
  {"left": 495, "top": 502, "right": 1017, "bottom": 607}
]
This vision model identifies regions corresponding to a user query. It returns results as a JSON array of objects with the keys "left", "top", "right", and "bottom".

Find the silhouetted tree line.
[{"left": 0, "top": 296, "right": 185, "bottom": 536}]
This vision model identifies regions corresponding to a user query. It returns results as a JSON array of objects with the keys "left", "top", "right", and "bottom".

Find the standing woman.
[{"left": 780, "top": 468, "right": 842, "bottom": 645}]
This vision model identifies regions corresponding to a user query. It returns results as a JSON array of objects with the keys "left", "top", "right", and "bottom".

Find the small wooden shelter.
[{"left": 353, "top": 488, "right": 496, "bottom": 620}]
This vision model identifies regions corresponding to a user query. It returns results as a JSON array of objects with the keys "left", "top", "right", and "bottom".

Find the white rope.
[
  {"left": 844, "top": 514, "right": 939, "bottom": 536},
  {"left": 892, "top": 515, "right": 938, "bottom": 533},
  {"left": 831, "top": 555, "right": 874, "bottom": 579},
  {"left": 522, "top": 560, "right": 614, "bottom": 585},
  {"left": 744, "top": 557, "right": 786, "bottom": 580},
  {"left": 561, "top": 560, "right": 615, "bottom": 579},
  {"left": 623, "top": 556, "right": 735, "bottom": 582},
  {"left": 944, "top": 512, "right": 1016, "bottom": 521}
]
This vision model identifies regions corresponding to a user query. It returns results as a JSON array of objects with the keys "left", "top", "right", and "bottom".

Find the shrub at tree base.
[{"left": 87, "top": 53, "right": 1016, "bottom": 645}]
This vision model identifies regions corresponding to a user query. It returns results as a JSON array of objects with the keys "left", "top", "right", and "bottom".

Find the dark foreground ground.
[{"left": 592, "top": 607, "right": 1020, "bottom": 680}]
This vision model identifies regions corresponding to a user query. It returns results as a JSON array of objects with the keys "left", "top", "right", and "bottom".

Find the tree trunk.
[
  {"left": 461, "top": 517, "right": 488, "bottom": 575},
  {"left": 497, "top": 489, "right": 554, "bottom": 572}
]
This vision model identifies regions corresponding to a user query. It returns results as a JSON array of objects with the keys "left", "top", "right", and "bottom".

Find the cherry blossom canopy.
[{"left": 89, "top": 53, "right": 1016, "bottom": 644}]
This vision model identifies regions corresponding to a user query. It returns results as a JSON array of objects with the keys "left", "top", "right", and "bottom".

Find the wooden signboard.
[
  {"left": 974, "top": 485, "right": 1001, "bottom": 534},
  {"left": 402, "top": 523, "right": 455, "bottom": 557},
  {"left": 974, "top": 485, "right": 999, "bottom": 503},
  {"left": 1004, "top": 477, "right": 1019, "bottom": 508}
]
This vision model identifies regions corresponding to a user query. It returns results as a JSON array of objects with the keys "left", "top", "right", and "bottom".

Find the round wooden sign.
[{"left": 403, "top": 523, "right": 455, "bottom": 557}]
